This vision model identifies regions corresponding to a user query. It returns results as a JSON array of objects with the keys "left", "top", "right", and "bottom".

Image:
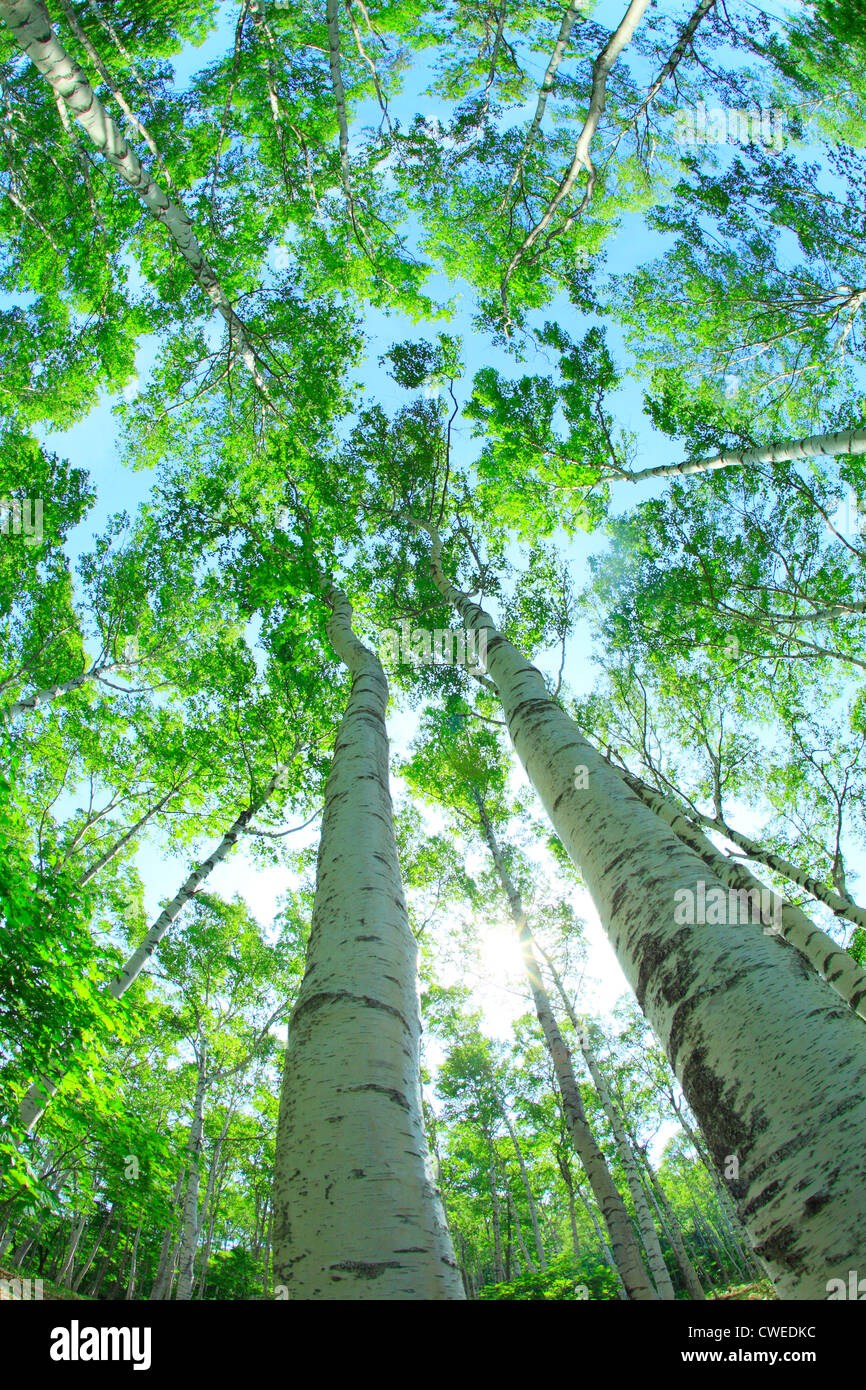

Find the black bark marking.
[{"left": 329, "top": 1260, "right": 403, "bottom": 1279}]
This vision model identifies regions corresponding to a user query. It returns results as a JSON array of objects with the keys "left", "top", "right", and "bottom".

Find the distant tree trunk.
[
  {"left": 575, "top": 1180, "right": 628, "bottom": 1300},
  {"left": 72, "top": 1203, "right": 116, "bottom": 1292},
  {"left": 489, "top": 1159, "right": 505, "bottom": 1282},
  {"left": 557, "top": 1152, "right": 581, "bottom": 1261},
  {"left": 500, "top": 1107, "right": 546, "bottom": 1270},
  {"left": 126, "top": 1224, "right": 143, "bottom": 1300},
  {"left": 88, "top": 1220, "right": 122, "bottom": 1298},
  {"left": 493, "top": 1149, "right": 534, "bottom": 1274},
  {"left": 194, "top": 1101, "right": 234, "bottom": 1299},
  {"left": 56, "top": 1211, "right": 87, "bottom": 1286},
  {"left": 175, "top": 1047, "right": 208, "bottom": 1301},
  {"left": 17, "top": 774, "right": 285, "bottom": 1133},
  {"left": 472, "top": 789, "right": 657, "bottom": 1300},
  {"left": 150, "top": 1167, "right": 186, "bottom": 1300},
  {"left": 539, "top": 958, "right": 674, "bottom": 1298},
  {"left": 260, "top": 1199, "right": 272, "bottom": 1299}
]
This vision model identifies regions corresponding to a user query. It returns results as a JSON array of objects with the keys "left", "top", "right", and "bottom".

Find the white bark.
[
  {"left": 194, "top": 1101, "right": 234, "bottom": 1298},
  {"left": 125, "top": 1223, "right": 142, "bottom": 1300},
  {"left": 499, "top": 1107, "right": 546, "bottom": 1271},
  {"left": 492, "top": 1151, "right": 532, "bottom": 1275},
  {"left": 149, "top": 1167, "right": 185, "bottom": 1300},
  {"left": 70, "top": 1201, "right": 115, "bottom": 1291},
  {"left": 420, "top": 522, "right": 866, "bottom": 1298},
  {"left": 499, "top": 2, "right": 585, "bottom": 209},
  {"left": 56, "top": 1211, "right": 87, "bottom": 1286},
  {"left": 3, "top": 658, "right": 128, "bottom": 721},
  {"left": 575, "top": 1179, "right": 628, "bottom": 1298},
  {"left": 632, "top": 1141, "right": 707, "bottom": 1299},
  {"left": 271, "top": 581, "right": 462, "bottom": 1299},
  {"left": 488, "top": 1159, "right": 505, "bottom": 1281},
  {"left": 473, "top": 791, "right": 657, "bottom": 1299},
  {"left": 578, "top": 1045, "right": 674, "bottom": 1298},
  {"left": 540, "top": 952, "right": 704, "bottom": 1298},
  {"left": 614, "top": 764, "right": 866, "bottom": 1019},
  {"left": 624, "top": 425, "right": 866, "bottom": 482},
  {"left": 500, "top": 0, "right": 651, "bottom": 309},
  {"left": 175, "top": 1047, "right": 208, "bottom": 1301}
]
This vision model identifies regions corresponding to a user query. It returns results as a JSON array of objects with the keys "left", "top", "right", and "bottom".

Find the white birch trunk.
[
  {"left": 632, "top": 1143, "right": 706, "bottom": 1299},
  {"left": 420, "top": 523, "right": 866, "bottom": 1298},
  {"left": 575, "top": 1179, "right": 628, "bottom": 1298},
  {"left": 71, "top": 1202, "right": 115, "bottom": 1292},
  {"left": 614, "top": 763, "right": 866, "bottom": 1010},
  {"left": 499, "top": 1108, "right": 546, "bottom": 1271},
  {"left": 56, "top": 1211, "right": 87, "bottom": 1286},
  {"left": 539, "top": 953, "right": 676, "bottom": 1297},
  {"left": 149, "top": 1166, "right": 187, "bottom": 1300},
  {"left": 473, "top": 792, "right": 657, "bottom": 1299},
  {"left": 194, "top": 1103, "right": 234, "bottom": 1299},
  {"left": 125, "top": 1224, "right": 142, "bottom": 1300},
  {"left": 489, "top": 1160, "right": 505, "bottom": 1281},
  {"left": 271, "top": 581, "right": 462, "bottom": 1299},
  {"left": 624, "top": 424, "right": 866, "bottom": 482},
  {"left": 3, "top": 659, "right": 126, "bottom": 721},
  {"left": 175, "top": 1047, "right": 208, "bottom": 1301},
  {"left": 491, "top": 1143, "right": 535, "bottom": 1274}
]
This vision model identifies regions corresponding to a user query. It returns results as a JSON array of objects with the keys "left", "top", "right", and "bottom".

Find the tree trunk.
[
  {"left": 472, "top": 788, "right": 657, "bottom": 1300},
  {"left": 492, "top": 1146, "right": 534, "bottom": 1274},
  {"left": 271, "top": 580, "right": 462, "bottom": 1299},
  {"left": 126, "top": 1224, "right": 143, "bottom": 1300},
  {"left": 539, "top": 956, "right": 674, "bottom": 1297},
  {"left": 575, "top": 1180, "right": 628, "bottom": 1299},
  {"left": 421, "top": 524, "right": 866, "bottom": 1298},
  {"left": 88, "top": 1219, "right": 121, "bottom": 1298},
  {"left": 71, "top": 1202, "right": 116, "bottom": 1292},
  {"left": 175, "top": 1047, "right": 208, "bottom": 1301},
  {"left": 149, "top": 1166, "right": 186, "bottom": 1300},
  {"left": 499, "top": 1107, "right": 546, "bottom": 1270},
  {"left": 56, "top": 1211, "right": 87, "bottom": 1286},
  {"left": 633, "top": 1147, "right": 706, "bottom": 1299},
  {"left": 194, "top": 1101, "right": 234, "bottom": 1299},
  {"left": 0, "top": 0, "right": 270, "bottom": 397},
  {"left": 489, "top": 1159, "right": 505, "bottom": 1282}
]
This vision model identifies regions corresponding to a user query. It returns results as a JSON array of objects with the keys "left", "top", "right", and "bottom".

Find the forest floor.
[{"left": 710, "top": 1280, "right": 777, "bottom": 1300}]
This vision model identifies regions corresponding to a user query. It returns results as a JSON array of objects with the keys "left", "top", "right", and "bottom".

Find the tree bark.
[
  {"left": 622, "top": 425, "right": 866, "bottom": 483},
  {"left": 499, "top": 1107, "right": 546, "bottom": 1271},
  {"left": 419, "top": 521, "right": 866, "bottom": 1298},
  {"left": 472, "top": 788, "right": 657, "bottom": 1299},
  {"left": 175, "top": 1046, "right": 208, "bottom": 1301},
  {"left": 271, "top": 580, "right": 462, "bottom": 1299}
]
